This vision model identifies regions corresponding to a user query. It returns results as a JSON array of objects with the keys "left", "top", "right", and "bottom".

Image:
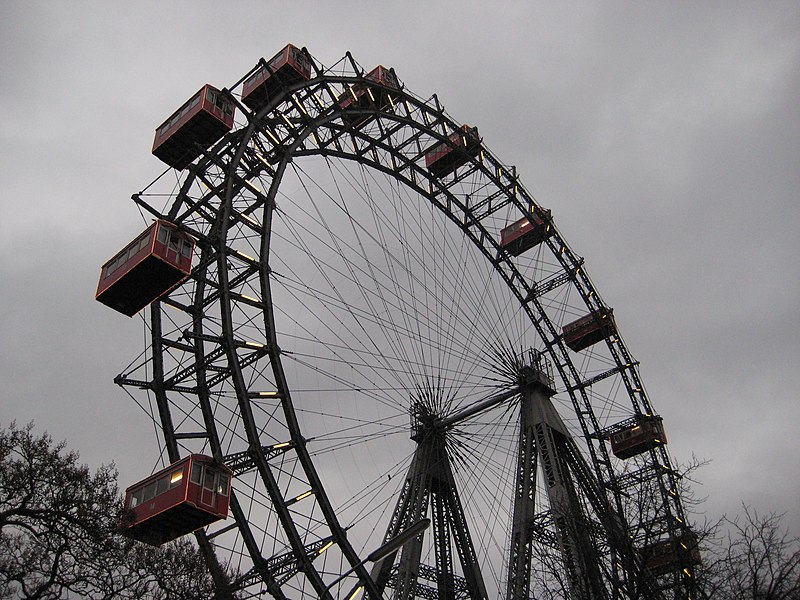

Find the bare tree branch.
[{"left": 0, "top": 421, "right": 236, "bottom": 599}]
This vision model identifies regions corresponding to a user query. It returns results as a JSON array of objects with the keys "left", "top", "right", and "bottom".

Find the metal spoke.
[{"left": 109, "top": 46, "right": 700, "bottom": 599}]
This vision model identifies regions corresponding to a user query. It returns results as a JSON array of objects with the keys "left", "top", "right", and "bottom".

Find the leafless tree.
[
  {"left": 606, "top": 455, "right": 799, "bottom": 600},
  {"left": 698, "top": 505, "right": 800, "bottom": 600},
  {"left": 520, "top": 455, "right": 722, "bottom": 599},
  {"left": 0, "top": 421, "right": 233, "bottom": 599}
]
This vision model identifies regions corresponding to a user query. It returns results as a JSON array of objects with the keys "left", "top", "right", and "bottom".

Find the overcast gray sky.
[{"left": 1, "top": 0, "right": 798, "bottom": 542}]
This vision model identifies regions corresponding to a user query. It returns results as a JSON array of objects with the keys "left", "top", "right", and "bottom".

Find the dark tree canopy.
[{"left": 0, "top": 422, "right": 226, "bottom": 599}]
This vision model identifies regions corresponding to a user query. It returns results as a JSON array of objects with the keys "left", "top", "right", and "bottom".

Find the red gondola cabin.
[
  {"left": 500, "top": 210, "right": 553, "bottom": 256},
  {"left": 609, "top": 416, "right": 667, "bottom": 459},
  {"left": 122, "top": 454, "right": 232, "bottom": 546},
  {"left": 241, "top": 44, "right": 313, "bottom": 110},
  {"left": 425, "top": 125, "right": 482, "bottom": 177},
  {"left": 562, "top": 307, "right": 616, "bottom": 352},
  {"left": 96, "top": 220, "right": 195, "bottom": 317},
  {"left": 643, "top": 531, "right": 701, "bottom": 576},
  {"left": 337, "top": 65, "right": 400, "bottom": 129},
  {"left": 152, "top": 84, "right": 235, "bottom": 170}
]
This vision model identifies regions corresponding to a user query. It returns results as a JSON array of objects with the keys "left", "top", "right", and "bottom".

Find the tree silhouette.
[
  {"left": 0, "top": 421, "right": 231, "bottom": 598},
  {"left": 699, "top": 505, "right": 800, "bottom": 600},
  {"left": 522, "top": 454, "right": 799, "bottom": 600}
]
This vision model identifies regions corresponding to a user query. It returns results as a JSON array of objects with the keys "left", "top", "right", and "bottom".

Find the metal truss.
[{"left": 113, "top": 47, "right": 700, "bottom": 599}]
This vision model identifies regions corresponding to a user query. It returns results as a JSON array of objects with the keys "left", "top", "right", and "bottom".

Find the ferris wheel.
[{"left": 99, "top": 45, "right": 701, "bottom": 599}]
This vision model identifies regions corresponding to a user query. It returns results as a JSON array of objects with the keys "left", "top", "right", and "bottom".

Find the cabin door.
[
  {"left": 165, "top": 235, "right": 181, "bottom": 265},
  {"left": 200, "top": 468, "right": 217, "bottom": 509}
]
